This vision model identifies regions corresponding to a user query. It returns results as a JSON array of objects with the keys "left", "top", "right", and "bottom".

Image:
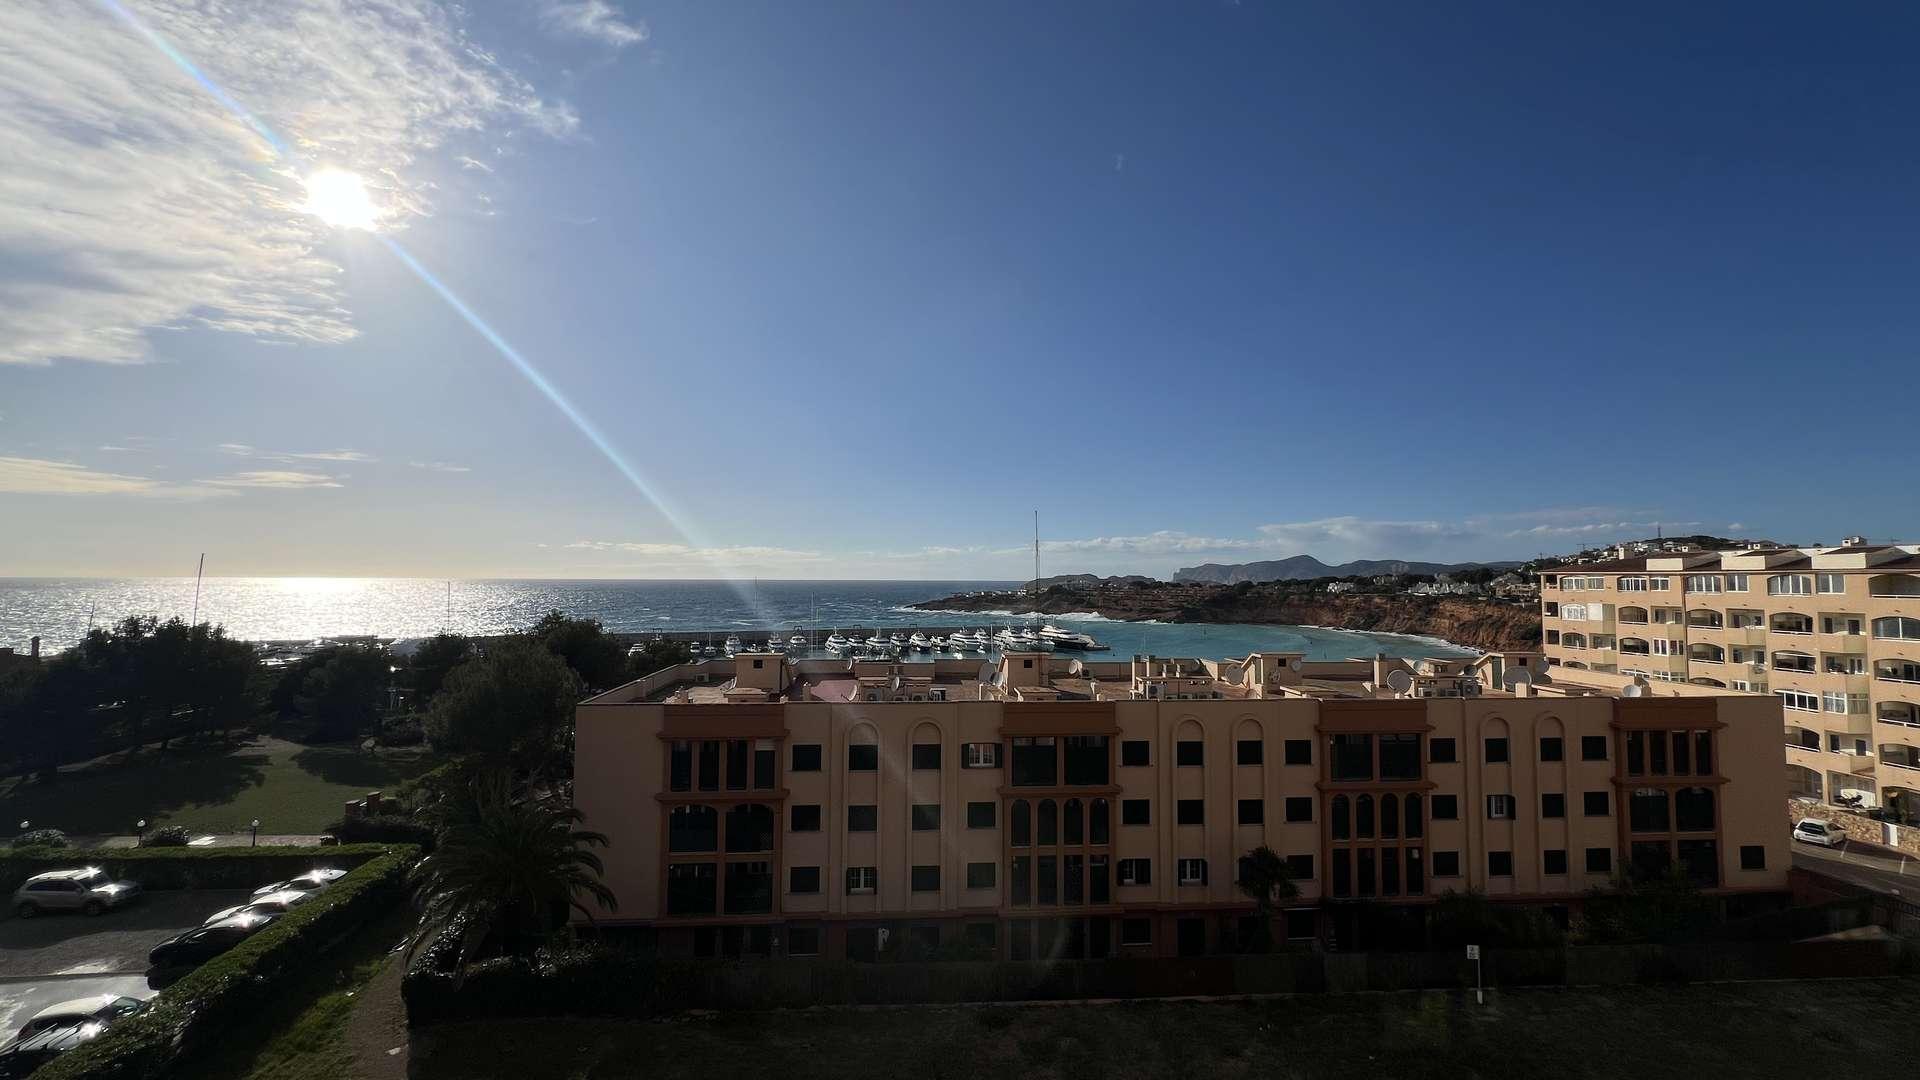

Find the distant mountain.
[
  {"left": 1172, "top": 555, "right": 1521, "bottom": 584},
  {"left": 1022, "top": 573, "right": 1158, "bottom": 591}
]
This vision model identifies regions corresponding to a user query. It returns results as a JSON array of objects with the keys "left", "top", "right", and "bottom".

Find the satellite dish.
[
  {"left": 1289, "top": 658, "right": 1304, "bottom": 672},
  {"left": 977, "top": 661, "right": 995, "bottom": 683},
  {"left": 1503, "top": 668, "right": 1533, "bottom": 691},
  {"left": 1385, "top": 670, "right": 1414, "bottom": 696},
  {"left": 1533, "top": 669, "right": 1553, "bottom": 686},
  {"left": 1621, "top": 683, "right": 1646, "bottom": 697},
  {"left": 1068, "top": 658, "right": 1083, "bottom": 676},
  {"left": 891, "top": 673, "right": 903, "bottom": 692}
]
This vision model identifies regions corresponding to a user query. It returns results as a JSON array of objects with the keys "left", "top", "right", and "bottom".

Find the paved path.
[
  {"left": 1794, "top": 841, "right": 1917, "bottom": 897},
  {"left": 0, "top": 891, "right": 249, "bottom": 977}
]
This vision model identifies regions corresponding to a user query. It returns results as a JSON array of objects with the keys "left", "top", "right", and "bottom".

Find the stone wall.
[{"left": 1787, "top": 797, "right": 1920, "bottom": 856}]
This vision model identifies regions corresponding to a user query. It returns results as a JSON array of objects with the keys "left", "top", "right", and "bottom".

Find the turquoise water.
[{"left": 0, "top": 578, "right": 1472, "bottom": 660}]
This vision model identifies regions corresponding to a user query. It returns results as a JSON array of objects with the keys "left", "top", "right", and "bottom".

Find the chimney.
[
  {"left": 30, "top": 636, "right": 40, "bottom": 659},
  {"left": 1372, "top": 653, "right": 1387, "bottom": 686}
]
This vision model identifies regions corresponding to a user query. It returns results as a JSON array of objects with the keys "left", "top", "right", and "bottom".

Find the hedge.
[
  {"left": 34, "top": 845, "right": 419, "bottom": 1080},
  {"left": 326, "top": 812, "right": 438, "bottom": 852},
  {"left": 0, "top": 843, "right": 394, "bottom": 898}
]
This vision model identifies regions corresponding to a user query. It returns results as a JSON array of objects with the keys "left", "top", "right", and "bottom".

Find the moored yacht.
[
  {"left": 789, "top": 634, "right": 808, "bottom": 651},
  {"left": 909, "top": 631, "right": 931, "bottom": 651},
  {"left": 825, "top": 631, "right": 851, "bottom": 653},
  {"left": 723, "top": 634, "right": 743, "bottom": 656},
  {"left": 1039, "top": 624, "right": 1103, "bottom": 650}
]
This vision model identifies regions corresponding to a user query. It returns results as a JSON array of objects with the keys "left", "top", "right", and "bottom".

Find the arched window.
[
  {"left": 1011, "top": 799, "right": 1031, "bottom": 847},
  {"left": 724, "top": 803, "right": 774, "bottom": 853},
  {"left": 1404, "top": 793, "right": 1423, "bottom": 838},
  {"left": 667, "top": 805, "right": 717, "bottom": 852},
  {"left": 1874, "top": 616, "right": 1920, "bottom": 641},
  {"left": 1380, "top": 793, "right": 1399, "bottom": 839},
  {"left": 1355, "top": 794, "right": 1374, "bottom": 839},
  {"left": 1038, "top": 799, "right": 1059, "bottom": 845},
  {"left": 1089, "top": 799, "right": 1110, "bottom": 845},
  {"left": 1331, "top": 795, "right": 1350, "bottom": 841},
  {"left": 1064, "top": 799, "right": 1084, "bottom": 844}
]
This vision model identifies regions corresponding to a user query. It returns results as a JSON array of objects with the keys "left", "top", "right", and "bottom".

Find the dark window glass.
[
  {"left": 1011, "top": 856, "right": 1031, "bottom": 904},
  {"left": 912, "top": 744, "right": 941, "bottom": 771},
  {"left": 1542, "top": 793, "right": 1566, "bottom": 819},
  {"left": 911, "top": 804, "right": 940, "bottom": 832},
  {"left": 1357, "top": 849, "right": 1376, "bottom": 896},
  {"left": 1038, "top": 856, "right": 1057, "bottom": 905},
  {"left": 1381, "top": 846, "right": 1400, "bottom": 896},
  {"left": 1581, "top": 735, "right": 1608, "bottom": 761},
  {"left": 1176, "top": 740, "right": 1204, "bottom": 767},
  {"left": 966, "top": 801, "right": 996, "bottom": 829},
  {"left": 1120, "top": 917, "right": 1152, "bottom": 945},
  {"left": 790, "top": 804, "right": 820, "bottom": 831},
  {"left": 1121, "top": 740, "right": 1151, "bottom": 766},
  {"left": 1404, "top": 794, "right": 1423, "bottom": 838},
  {"left": 725, "top": 803, "right": 774, "bottom": 852},
  {"left": 1694, "top": 731, "right": 1713, "bottom": 776},
  {"left": 1330, "top": 734, "right": 1373, "bottom": 780},
  {"left": 1484, "top": 737, "right": 1509, "bottom": 764},
  {"left": 1011, "top": 799, "right": 1031, "bottom": 846},
  {"left": 1332, "top": 849, "right": 1352, "bottom": 898},
  {"left": 1674, "top": 787, "right": 1715, "bottom": 832},
  {"left": 1648, "top": 731, "right": 1669, "bottom": 775},
  {"left": 1284, "top": 739, "right": 1311, "bottom": 765},
  {"left": 1631, "top": 840, "right": 1671, "bottom": 879},
  {"left": 1488, "top": 851, "right": 1514, "bottom": 877},
  {"left": 848, "top": 744, "right": 878, "bottom": 772},
  {"left": 1429, "top": 737, "right": 1456, "bottom": 763},
  {"left": 788, "top": 927, "right": 821, "bottom": 956},
  {"left": 1121, "top": 799, "right": 1150, "bottom": 826},
  {"left": 1381, "top": 793, "right": 1399, "bottom": 839},
  {"left": 669, "top": 741, "right": 692, "bottom": 791},
  {"left": 1011, "top": 737, "right": 1057, "bottom": 786},
  {"left": 967, "top": 862, "right": 996, "bottom": 888},
  {"left": 1090, "top": 799, "right": 1110, "bottom": 844},
  {"left": 698, "top": 741, "right": 721, "bottom": 791},
  {"left": 791, "top": 743, "right": 822, "bottom": 771},
  {"left": 1065, "top": 799, "right": 1085, "bottom": 843},
  {"left": 1355, "top": 794, "right": 1375, "bottom": 838},
  {"left": 1584, "top": 791, "right": 1610, "bottom": 817},
  {"left": 1237, "top": 739, "right": 1263, "bottom": 765},
  {"left": 1284, "top": 796, "right": 1313, "bottom": 823},
  {"left": 1090, "top": 855, "right": 1110, "bottom": 903},
  {"left": 1237, "top": 799, "right": 1263, "bottom": 825},
  {"left": 1063, "top": 736, "right": 1109, "bottom": 785},
  {"left": 1586, "top": 847, "right": 1613, "bottom": 873},
  {"left": 1678, "top": 839, "right": 1718, "bottom": 887},
  {"left": 726, "top": 740, "right": 749, "bottom": 791},
  {"left": 1379, "top": 733, "right": 1420, "bottom": 780},
  {"left": 753, "top": 747, "right": 775, "bottom": 789},
  {"left": 1433, "top": 850, "right": 1461, "bottom": 877},
  {"left": 1431, "top": 794, "right": 1458, "bottom": 820},
  {"left": 1065, "top": 855, "right": 1084, "bottom": 904},
  {"left": 1629, "top": 788, "right": 1670, "bottom": 833},
  {"left": 1671, "top": 731, "right": 1690, "bottom": 775},
  {"left": 789, "top": 866, "right": 820, "bottom": 894},
  {"left": 1740, "top": 844, "right": 1765, "bottom": 871},
  {"left": 911, "top": 865, "right": 940, "bottom": 892},
  {"left": 1331, "top": 794, "right": 1350, "bottom": 840},
  {"left": 847, "top": 804, "right": 877, "bottom": 832},
  {"left": 1540, "top": 736, "right": 1563, "bottom": 762},
  {"left": 666, "top": 863, "right": 717, "bottom": 914},
  {"left": 1406, "top": 847, "right": 1423, "bottom": 895},
  {"left": 1544, "top": 849, "right": 1568, "bottom": 875},
  {"left": 668, "top": 805, "right": 718, "bottom": 852},
  {"left": 1038, "top": 799, "right": 1058, "bottom": 844},
  {"left": 1177, "top": 799, "right": 1205, "bottom": 826},
  {"left": 1118, "top": 858, "right": 1151, "bottom": 886},
  {"left": 1626, "top": 731, "right": 1645, "bottom": 776},
  {"left": 1285, "top": 853, "right": 1313, "bottom": 880}
]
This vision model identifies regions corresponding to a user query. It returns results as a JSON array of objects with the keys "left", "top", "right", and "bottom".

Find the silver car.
[{"left": 11, "top": 868, "right": 142, "bottom": 918}]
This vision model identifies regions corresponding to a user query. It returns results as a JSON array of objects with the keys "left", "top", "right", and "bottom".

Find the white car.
[
  {"left": 1793, "top": 818, "right": 1846, "bottom": 847},
  {"left": 249, "top": 868, "right": 347, "bottom": 899},
  {"left": 6, "top": 995, "right": 145, "bottom": 1042},
  {"left": 202, "top": 888, "right": 314, "bottom": 925}
]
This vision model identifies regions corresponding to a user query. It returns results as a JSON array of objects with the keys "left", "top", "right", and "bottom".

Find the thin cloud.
[
  {"left": 0, "top": 455, "right": 227, "bottom": 500},
  {"left": 409, "top": 460, "right": 472, "bottom": 473},
  {"left": 216, "top": 444, "right": 374, "bottom": 463},
  {"left": 564, "top": 540, "right": 824, "bottom": 562},
  {"left": 202, "top": 470, "right": 344, "bottom": 489},
  {"left": 0, "top": 0, "right": 578, "bottom": 366},
  {"left": 538, "top": 0, "right": 648, "bottom": 47}
]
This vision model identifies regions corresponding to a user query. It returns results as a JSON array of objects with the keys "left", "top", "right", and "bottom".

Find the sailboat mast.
[{"left": 191, "top": 553, "right": 205, "bottom": 625}]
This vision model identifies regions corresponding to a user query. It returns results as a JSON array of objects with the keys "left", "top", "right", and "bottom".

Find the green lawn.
[
  {"left": 415, "top": 976, "right": 1914, "bottom": 1080},
  {"left": 0, "top": 736, "right": 436, "bottom": 836}
]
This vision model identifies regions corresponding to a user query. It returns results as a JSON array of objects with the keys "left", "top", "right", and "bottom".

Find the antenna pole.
[
  {"left": 445, "top": 581, "right": 452, "bottom": 633},
  {"left": 191, "top": 553, "right": 205, "bottom": 625}
]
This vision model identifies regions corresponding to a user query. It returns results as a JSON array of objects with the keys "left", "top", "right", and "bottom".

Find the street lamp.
[
  {"left": 136, "top": 819, "right": 147, "bottom": 845},
  {"left": 250, "top": 819, "right": 260, "bottom": 848}
]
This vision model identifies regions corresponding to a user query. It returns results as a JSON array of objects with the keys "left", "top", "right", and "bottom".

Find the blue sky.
[{"left": 1, "top": 1, "right": 1915, "bottom": 579}]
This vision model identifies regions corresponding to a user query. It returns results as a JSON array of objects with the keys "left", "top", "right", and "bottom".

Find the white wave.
[{"left": 1296, "top": 623, "right": 1475, "bottom": 654}]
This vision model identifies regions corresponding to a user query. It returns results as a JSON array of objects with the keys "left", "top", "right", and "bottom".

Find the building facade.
[
  {"left": 1539, "top": 543, "right": 1920, "bottom": 821},
  {"left": 573, "top": 650, "right": 1788, "bottom": 960}
]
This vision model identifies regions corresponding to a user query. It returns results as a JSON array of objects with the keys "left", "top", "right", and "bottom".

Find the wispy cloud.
[
  {"left": 409, "top": 460, "right": 471, "bottom": 473},
  {"left": 537, "top": 0, "right": 648, "bottom": 47},
  {"left": 202, "top": 470, "right": 344, "bottom": 490},
  {"left": 0, "top": 456, "right": 226, "bottom": 499},
  {"left": 0, "top": 0, "right": 577, "bottom": 366},
  {"left": 217, "top": 444, "right": 375, "bottom": 464},
  {"left": 456, "top": 155, "right": 494, "bottom": 173},
  {"left": 564, "top": 540, "right": 823, "bottom": 563}
]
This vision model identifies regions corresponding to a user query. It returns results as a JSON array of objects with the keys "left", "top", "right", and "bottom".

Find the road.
[
  {"left": 1792, "top": 839, "right": 1918, "bottom": 897},
  {"left": 0, "top": 890, "right": 248, "bottom": 978},
  {"left": 0, "top": 974, "right": 156, "bottom": 1041}
]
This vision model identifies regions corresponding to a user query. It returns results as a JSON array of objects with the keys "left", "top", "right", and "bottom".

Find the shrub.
[
  {"left": 327, "top": 812, "right": 437, "bottom": 852},
  {"left": 36, "top": 846, "right": 418, "bottom": 1080},
  {"left": 11, "top": 827, "right": 68, "bottom": 849},
  {"left": 138, "top": 825, "right": 191, "bottom": 848},
  {"left": 0, "top": 843, "right": 395, "bottom": 897}
]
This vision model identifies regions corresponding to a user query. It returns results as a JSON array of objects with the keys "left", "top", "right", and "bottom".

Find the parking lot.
[{"left": 0, "top": 890, "right": 251, "bottom": 979}]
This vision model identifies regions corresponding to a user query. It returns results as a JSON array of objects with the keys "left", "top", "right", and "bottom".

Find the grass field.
[
  {"left": 0, "top": 736, "right": 435, "bottom": 836},
  {"left": 414, "top": 976, "right": 1914, "bottom": 1080}
]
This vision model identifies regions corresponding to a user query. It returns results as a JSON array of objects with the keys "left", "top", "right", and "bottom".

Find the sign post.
[{"left": 1466, "top": 944, "right": 1482, "bottom": 1005}]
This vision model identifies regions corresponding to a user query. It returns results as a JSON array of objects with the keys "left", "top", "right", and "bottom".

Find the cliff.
[
  {"left": 911, "top": 582, "right": 1541, "bottom": 653},
  {"left": 1174, "top": 555, "right": 1522, "bottom": 584}
]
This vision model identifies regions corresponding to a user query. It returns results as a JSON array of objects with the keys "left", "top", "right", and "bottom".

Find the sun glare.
[{"left": 301, "top": 168, "right": 381, "bottom": 231}]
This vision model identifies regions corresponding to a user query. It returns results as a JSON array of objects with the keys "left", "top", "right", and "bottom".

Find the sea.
[{"left": 0, "top": 578, "right": 1473, "bottom": 661}]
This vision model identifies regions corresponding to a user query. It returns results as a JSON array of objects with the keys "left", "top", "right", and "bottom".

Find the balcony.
[
  {"left": 1868, "top": 574, "right": 1920, "bottom": 600},
  {"left": 1685, "top": 610, "right": 1724, "bottom": 632},
  {"left": 1878, "top": 745, "right": 1920, "bottom": 772}
]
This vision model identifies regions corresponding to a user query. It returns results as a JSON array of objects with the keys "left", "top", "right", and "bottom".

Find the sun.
[{"left": 301, "top": 168, "right": 381, "bottom": 231}]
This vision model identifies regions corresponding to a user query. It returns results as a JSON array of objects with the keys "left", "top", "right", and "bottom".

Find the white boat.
[
  {"left": 1039, "top": 624, "right": 1102, "bottom": 650},
  {"left": 825, "top": 631, "right": 851, "bottom": 653},
  {"left": 963, "top": 629, "right": 989, "bottom": 650},
  {"left": 865, "top": 632, "right": 887, "bottom": 653},
  {"left": 888, "top": 631, "right": 910, "bottom": 651},
  {"left": 928, "top": 634, "right": 947, "bottom": 650},
  {"left": 993, "top": 627, "right": 1020, "bottom": 647},
  {"left": 788, "top": 634, "right": 808, "bottom": 651},
  {"left": 909, "top": 631, "right": 931, "bottom": 651},
  {"left": 724, "top": 634, "right": 743, "bottom": 656}
]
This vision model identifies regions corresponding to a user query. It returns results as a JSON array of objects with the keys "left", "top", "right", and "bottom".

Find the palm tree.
[
  {"left": 409, "top": 770, "right": 617, "bottom": 966},
  {"left": 1235, "top": 845, "right": 1298, "bottom": 952}
]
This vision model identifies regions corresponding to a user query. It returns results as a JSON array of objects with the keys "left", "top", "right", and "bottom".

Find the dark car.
[
  {"left": 148, "top": 910, "right": 277, "bottom": 968},
  {"left": 0, "top": 996, "right": 146, "bottom": 1079}
]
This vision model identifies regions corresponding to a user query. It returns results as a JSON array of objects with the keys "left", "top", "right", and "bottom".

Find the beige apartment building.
[
  {"left": 573, "top": 648, "right": 1787, "bottom": 960},
  {"left": 1539, "top": 542, "right": 1920, "bottom": 823}
]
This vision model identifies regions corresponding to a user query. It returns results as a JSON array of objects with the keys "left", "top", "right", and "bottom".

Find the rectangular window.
[
  {"left": 1121, "top": 799, "right": 1150, "bottom": 825},
  {"left": 1118, "top": 858, "right": 1151, "bottom": 886},
  {"left": 1584, "top": 790, "right": 1610, "bottom": 817},
  {"left": 1740, "top": 844, "right": 1766, "bottom": 871},
  {"left": 1064, "top": 854, "right": 1084, "bottom": 904},
  {"left": 967, "top": 861, "right": 996, "bottom": 888},
  {"left": 1177, "top": 799, "right": 1205, "bottom": 826},
  {"left": 666, "top": 863, "right": 717, "bottom": 914},
  {"left": 1432, "top": 850, "right": 1460, "bottom": 877},
  {"left": 1332, "top": 849, "right": 1351, "bottom": 898},
  {"left": 845, "top": 866, "right": 877, "bottom": 894},
  {"left": 1285, "top": 853, "right": 1314, "bottom": 880},
  {"left": 1431, "top": 794, "right": 1459, "bottom": 820},
  {"left": 790, "top": 804, "right": 821, "bottom": 832},
  {"left": 1484, "top": 737, "right": 1509, "bottom": 764},
  {"left": 1236, "top": 739, "right": 1264, "bottom": 765},
  {"left": 1630, "top": 788, "right": 1671, "bottom": 833},
  {"left": 1539, "top": 736, "right": 1563, "bottom": 762},
  {"left": 1488, "top": 851, "right": 1514, "bottom": 877},
  {"left": 1090, "top": 855, "right": 1110, "bottom": 903},
  {"left": 1542, "top": 793, "right": 1566, "bottom": 819},
  {"left": 1725, "top": 573, "right": 1748, "bottom": 592},
  {"left": 911, "top": 804, "right": 940, "bottom": 831},
  {"left": 1580, "top": 735, "right": 1608, "bottom": 761},
  {"left": 1063, "top": 735, "right": 1110, "bottom": 785},
  {"left": 1586, "top": 847, "right": 1613, "bottom": 874},
  {"left": 698, "top": 740, "right": 721, "bottom": 791},
  {"left": 1816, "top": 573, "right": 1846, "bottom": 594},
  {"left": 1237, "top": 799, "right": 1264, "bottom": 825},
  {"left": 1038, "top": 856, "right": 1057, "bottom": 904},
  {"left": 1486, "top": 794, "right": 1514, "bottom": 819},
  {"left": 1176, "top": 740, "right": 1204, "bottom": 767},
  {"left": 1544, "top": 849, "right": 1568, "bottom": 875},
  {"left": 669, "top": 741, "right": 692, "bottom": 791},
  {"left": 1429, "top": 737, "right": 1457, "bottom": 763},
  {"left": 911, "top": 865, "right": 940, "bottom": 892},
  {"left": 1121, "top": 740, "right": 1151, "bottom": 767},
  {"left": 1284, "top": 796, "right": 1313, "bottom": 823},
  {"left": 1379, "top": 733, "right": 1421, "bottom": 780},
  {"left": 1284, "top": 738, "right": 1312, "bottom": 765},
  {"left": 847, "top": 805, "right": 877, "bottom": 832},
  {"left": 787, "top": 927, "right": 821, "bottom": 956},
  {"left": 962, "top": 742, "right": 999, "bottom": 768},
  {"left": 911, "top": 744, "right": 941, "bottom": 771},
  {"left": 1120, "top": 917, "right": 1152, "bottom": 946},
  {"left": 1177, "top": 858, "right": 1208, "bottom": 886},
  {"left": 1330, "top": 733, "right": 1373, "bottom": 780},
  {"left": 753, "top": 745, "right": 775, "bottom": 789},
  {"left": 726, "top": 740, "right": 748, "bottom": 791},
  {"left": 966, "top": 801, "right": 996, "bottom": 829},
  {"left": 789, "top": 865, "right": 820, "bottom": 894},
  {"left": 847, "top": 744, "right": 878, "bottom": 772},
  {"left": 1010, "top": 737, "right": 1057, "bottom": 786},
  {"left": 1011, "top": 856, "right": 1031, "bottom": 904}
]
